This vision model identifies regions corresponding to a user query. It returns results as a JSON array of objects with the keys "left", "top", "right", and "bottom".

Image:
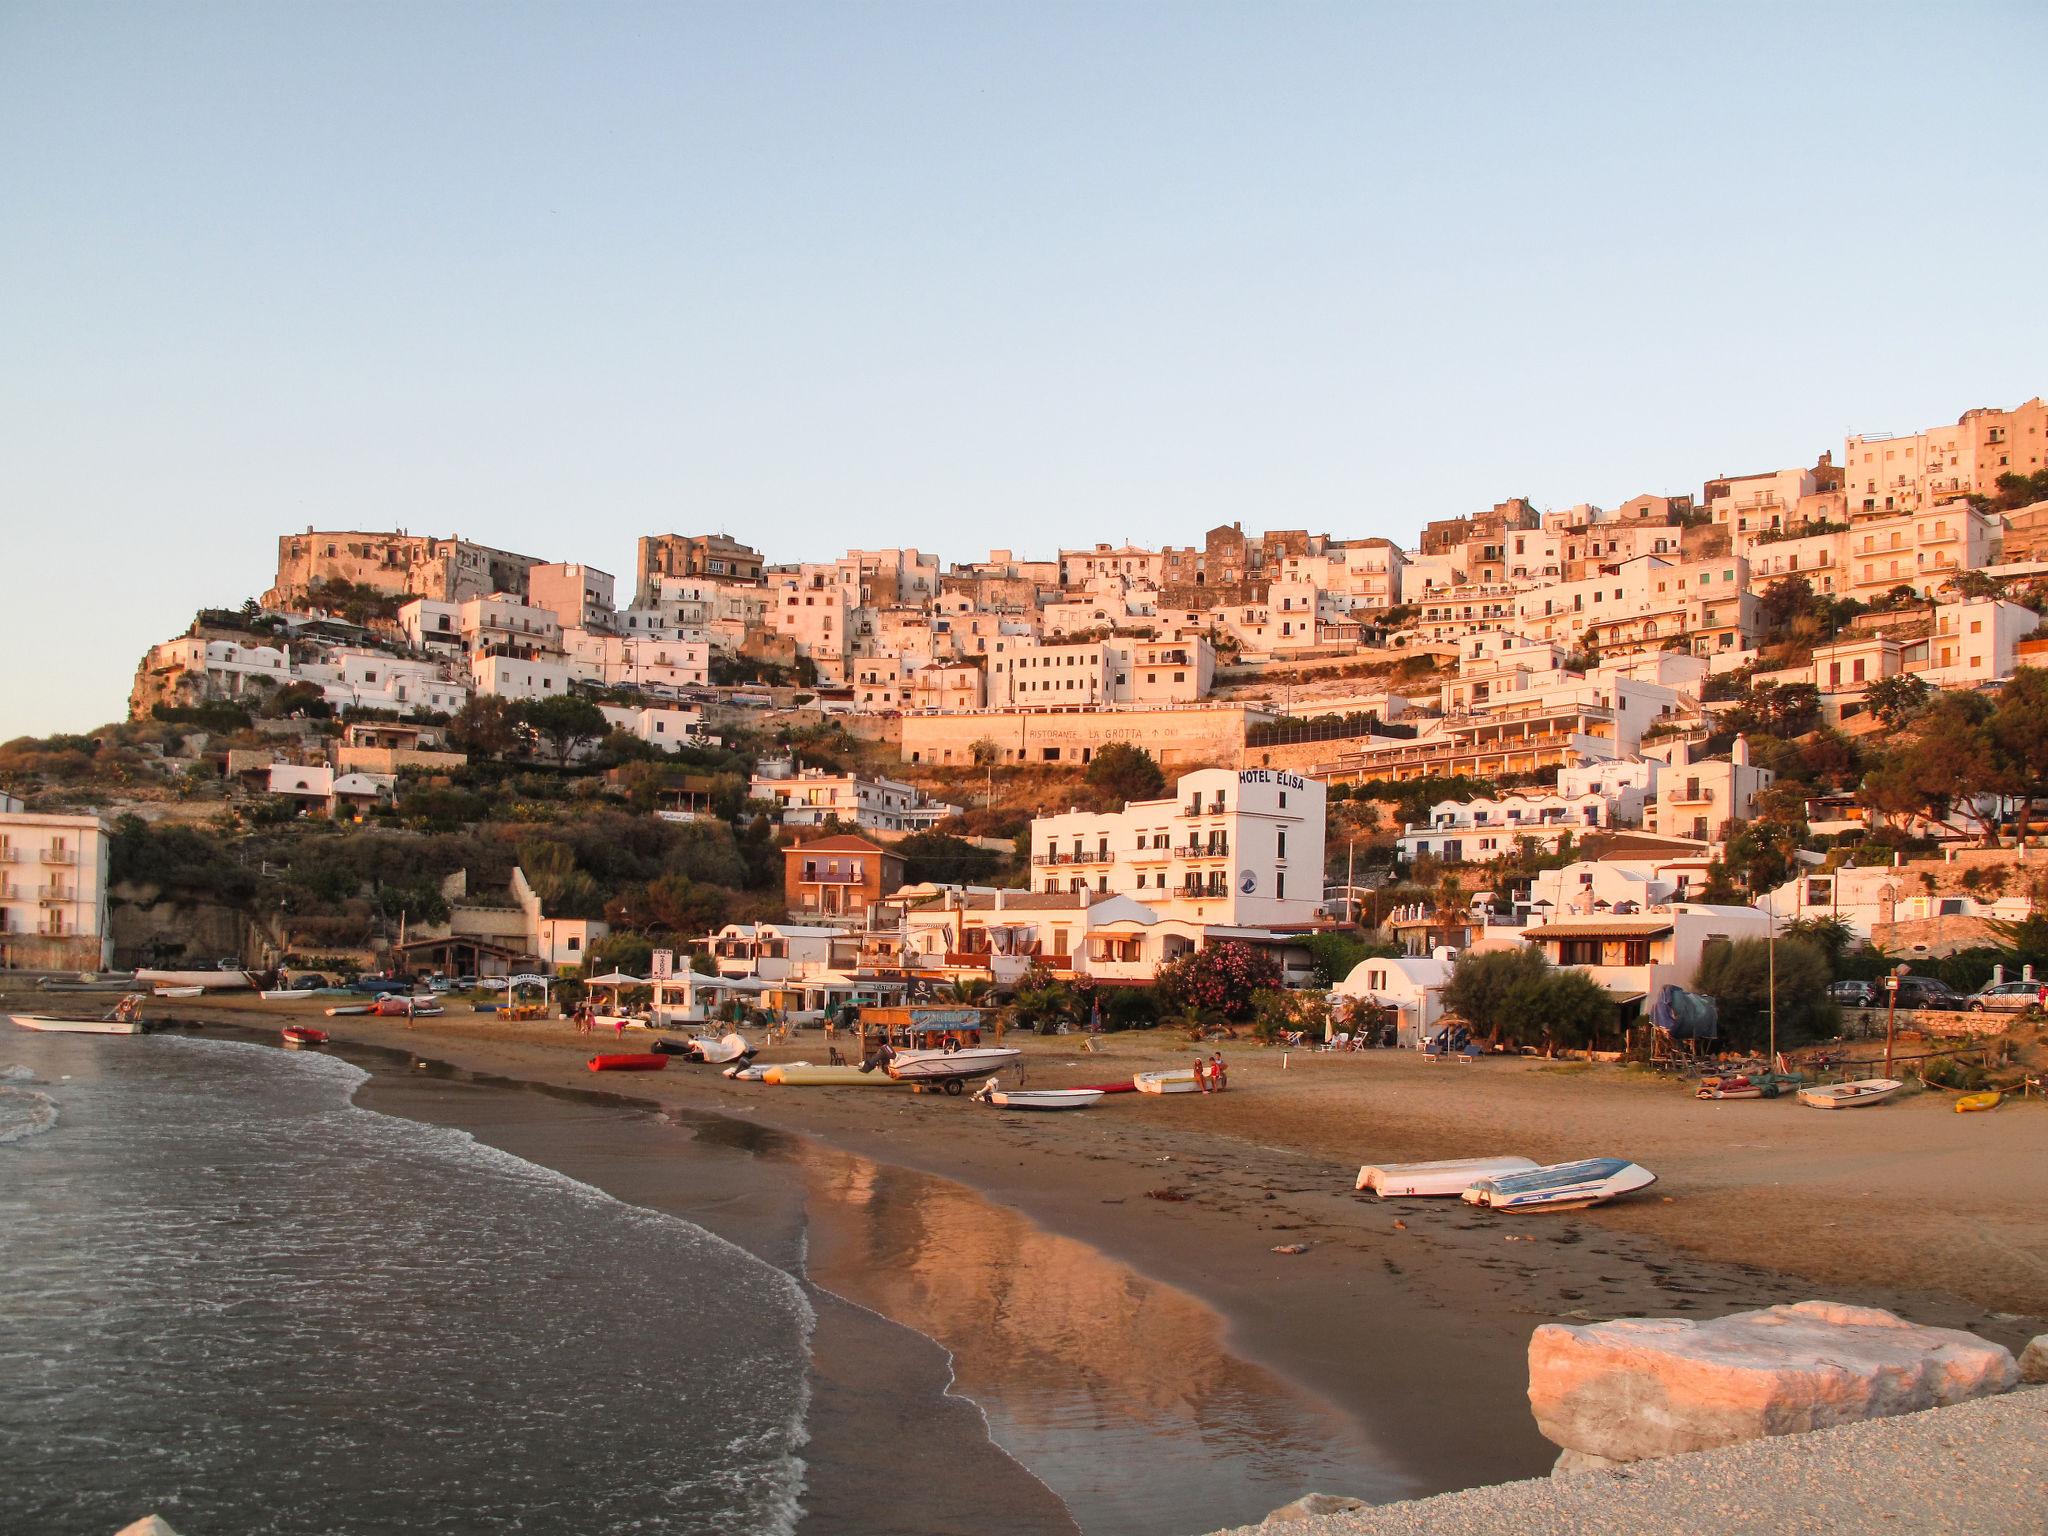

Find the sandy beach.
[{"left": 31, "top": 991, "right": 2048, "bottom": 1517}]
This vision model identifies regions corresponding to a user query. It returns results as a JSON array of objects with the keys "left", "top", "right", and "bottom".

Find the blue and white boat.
[{"left": 1460, "top": 1157, "right": 1657, "bottom": 1213}]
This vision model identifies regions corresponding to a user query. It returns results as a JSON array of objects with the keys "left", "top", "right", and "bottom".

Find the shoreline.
[{"left": 28, "top": 994, "right": 2048, "bottom": 1521}]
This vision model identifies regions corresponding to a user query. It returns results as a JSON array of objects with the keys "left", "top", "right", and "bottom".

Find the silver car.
[{"left": 1969, "top": 980, "right": 2044, "bottom": 1013}]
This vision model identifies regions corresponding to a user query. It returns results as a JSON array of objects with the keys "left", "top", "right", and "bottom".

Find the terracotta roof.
[{"left": 784, "top": 835, "right": 895, "bottom": 854}]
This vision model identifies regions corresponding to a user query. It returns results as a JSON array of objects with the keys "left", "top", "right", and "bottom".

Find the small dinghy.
[
  {"left": 1356, "top": 1155, "right": 1540, "bottom": 1198},
  {"left": 324, "top": 1004, "right": 375, "bottom": 1017},
  {"left": 154, "top": 985, "right": 204, "bottom": 999},
  {"left": 1795, "top": 1078, "right": 1903, "bottom": 1110},
  {"left": 1954, "top": 1091, "right": 2002, "bottom": 1113},
  {"left": 1133, "top": 1069, "right": 1199, "bottom": 1095},
  {"left": 587, "top": 1053, "right": 669, "bottom": 1073},
  {"left": 690, "top": 1032, "right": 756, "bottom": 1065},
  {"left": 136, "top": 968, "right": 255, "bottom": 992},
  {"left": 972, "top": 1084, "right": 1103, "bottom": 1111},
  {"left": 281, "top": 1026, "right": 330, "bottom": 1047},
  {"left": 1072, "top": 1080, "right": 1140, "bottom": 1094},
  {"left": 1461, "top": 1158, "right": 1657, "bottom": 1213}
]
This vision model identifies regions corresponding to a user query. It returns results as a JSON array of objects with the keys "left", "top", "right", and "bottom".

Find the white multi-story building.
[
  {"left": 459, "top": 594, "right": 564, "bottom": 657},
  {"left": 986, "top": 638, "right": 1112, "bottom": 708},
  {"left": 1843, "top": 505, "right": 2001, "bottom": 601},
  {"left": 748, "top": 762, "right": 961, "bottom": 835},
  {"left": 596, "top": 704, "right": 710, "bottom": 753},
  {"left": 1844, "top": 399, "right": 2048, "bottom": 515},
  {"left": 0, "top": 806, "right": 112, "bottom": 971},
  {"left": 141, "top": 636, "right": 293, "bottom": 699},
  {"left": 1397, "top": 791, "right": 1616, "bottom": 864},
  {"left": 298, "top": 649, "right": 472, "bottom": 715},
  {"left": 1917, "top": 597, "right": 2042, "bottom": 687},
  {"left": 564, "top": 632, "right": 709, "bottom": 693},
  {"left": 469, "top": 651, "right": 580, "bottom": 702},
  {"left": 1030, "top": 766, "right": 1327, "bottom": 928},
  {"left": 1643, "top": 736, "right": 1773, "bottom": 843}
]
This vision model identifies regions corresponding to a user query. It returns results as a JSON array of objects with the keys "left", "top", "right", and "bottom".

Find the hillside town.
[{"left": 6, "top": 393, "right": 2048, "bottom": 1050}]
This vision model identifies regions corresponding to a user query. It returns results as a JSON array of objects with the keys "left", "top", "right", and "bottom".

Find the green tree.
[
  {"left": 895, "top": 831, "right": 1001, "bottom": 886},
  {"left": 1301, "top": 929, "right": 1395, "bottom": 986},
  {"left": 448, "top": 695, "right": 522, "bottom": 758},
  {"left": 1900, "top": 694, "right": 2010, "bottom": 843},
  {"left": 520, "top": 695, "right": 609, "bottom": 767},
  {"left": 1085, "top": 742, "right": 1166, "bottom": 807},
  {"left": 1781, "top": 915, "right": 1854, "bottom": 973},
  {"left": 1439, "top": 945, "right": 1548, "bottom": 1043},
  {"left": 1694, "top": 936, "right": 1839, "bottom": 1053},
  {"left": 1864, "top": 673, "right": 1932, "bottom": 728}
]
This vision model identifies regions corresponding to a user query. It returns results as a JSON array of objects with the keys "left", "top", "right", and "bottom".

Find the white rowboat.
[
  {"left": 1133, "top": 1069, "right": 1200, "bottom": 1095},
  {"left": 154, "top": 986, "right": 204, "bottom": 998},
  {"left": 1796, "top": 1078, "right": 1904, "bottom": 1110},
  {"left": 1356, "top": 1155, "right": 1540, "bottom": 1198},
  {"left": 1461, "top": 1158, "right": 1658, "bottom": 1213},
  {"left": 978, "top": 1087, "right": 1104, "bottom": 1111},
  {"left": 10, "top": 1013, "right": 144, "bottom": 1035}
]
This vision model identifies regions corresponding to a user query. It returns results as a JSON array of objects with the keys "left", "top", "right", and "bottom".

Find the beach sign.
[{"left": 652, "top": 949, "right": 674, "bottom": 980}]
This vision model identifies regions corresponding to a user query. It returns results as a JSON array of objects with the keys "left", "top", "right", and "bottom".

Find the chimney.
[{"left": 1732, "top": 734, "right": 1750, "bottom": 768}]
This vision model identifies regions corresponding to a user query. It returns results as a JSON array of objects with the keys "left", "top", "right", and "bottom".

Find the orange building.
[{"left": 782, "top": 835, "right": 906, "bottom": 921}]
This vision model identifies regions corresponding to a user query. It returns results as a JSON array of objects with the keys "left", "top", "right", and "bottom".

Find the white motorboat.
[
  {"left": 1133, "top": 1068, "right": 1200, "bottom": 1095},
  {"left": 1796, "top": 1078, "right": 1904, "bottom": 1110},
  {"left": 10, "top": 1013, "right": 144, "bottom": 1035},
  {"left": 135, "top": 969, "right": 255, "bottom": 992},
  {"left": 1356, "top": 1155, "right": 1540, "bottom": 1198},
  {"left": 973, "top": 1085, "right": 1103, "bottom": 1111},
  {"left": 1461, "top": 1158, "right": 1657, "bottom": 1213},
  {"left": 884, "top": 1046, "right": 1021, "bottom": 1087}
]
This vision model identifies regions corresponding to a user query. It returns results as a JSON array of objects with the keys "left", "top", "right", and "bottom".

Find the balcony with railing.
[
  {"left": 796, "top": 867, "right": 864, "bottom": 885},
  {"left": 1129, "top": 841, "right": 1172, "bottom": 862},
  {"left": 1666, "top": 786, "right": 1716, "bottom": 807},
  {"left": 39, "top": 848, "right": 76, "bottom": 865},
  {"left": 38, "top": 884, "right": 75, "bottom": 904},
  {"left": 1175, "top": 840, "right": 1230, "bottom": 859}
]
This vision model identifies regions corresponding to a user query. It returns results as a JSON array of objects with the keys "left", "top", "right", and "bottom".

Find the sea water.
[{"left": 0, "top": 1035, "right": 812, "bottom": 1535}]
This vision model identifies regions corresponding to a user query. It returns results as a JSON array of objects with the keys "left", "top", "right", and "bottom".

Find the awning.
[{"left": 1521, "top": 923, "right": 1673, "bottom": 941}]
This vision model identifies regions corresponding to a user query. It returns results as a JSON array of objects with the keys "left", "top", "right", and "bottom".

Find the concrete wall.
[{"left": 900, "top": 706, "right": 1251, "bottom": 771}]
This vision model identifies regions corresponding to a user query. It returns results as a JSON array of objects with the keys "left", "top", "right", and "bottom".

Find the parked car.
[
  {"left": 473, "top": 976, "right": 510, "bottom": 992},
  {"left": 1829, "top": 980, "right": 1881, "bottom": 1009},
  {"left": 1969, "top": 980, "right": 2044, "bottom": 1013},
  {"left": 453, "top": 974, "right": 480, "bottom": 991},
  {"left": 1891, "top": 975, "right": 1970, "bottom": 1011},
  {"left": 348, "top": 974, "right": 419, "bottom": 996}
]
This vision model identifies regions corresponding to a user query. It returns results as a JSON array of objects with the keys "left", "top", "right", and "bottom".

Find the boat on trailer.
[
  {"left": 1461, "top": 1158, "right": 1657, "bottom": 1213},
  {"left": 882, "top": 1046, "right": 1021, "bottom": 1093},
  {"left": 1796, "top": 1078, "right": 1904, "bottom": 1110},
  {"left": 1356, "top": 1155, "right": 1539, "bottom": 1198},
  {"left": 972, "top": 1084, "right": 1103, "bottom": 1111}
]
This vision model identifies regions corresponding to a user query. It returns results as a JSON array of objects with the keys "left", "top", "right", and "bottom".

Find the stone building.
[{"left": 266, "top": 530, "right": 540, "bottom": 610}]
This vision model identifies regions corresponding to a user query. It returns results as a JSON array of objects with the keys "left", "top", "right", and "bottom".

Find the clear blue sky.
[{"left": 3, "top": 2, "right": 2043, "bottom": 739}]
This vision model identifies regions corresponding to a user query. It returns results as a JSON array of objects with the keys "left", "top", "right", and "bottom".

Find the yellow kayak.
[
  {"left": 763, "top": 1064, "right": 912, "bottom": 1087},
  {"left": 1954, "top": 1091, "right": 2002, "bottom": 1114}
]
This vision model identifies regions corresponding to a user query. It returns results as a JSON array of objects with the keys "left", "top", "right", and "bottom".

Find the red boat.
[
  {"left": 588, "top": 1053, "right": 669, "bottom": 1073},
  {"left": 1073, "top": 1080, "right": 1139, "bottom": 1094},
  {"left": 281, "top": 1026, "right": 330, "bottom": 1047}
]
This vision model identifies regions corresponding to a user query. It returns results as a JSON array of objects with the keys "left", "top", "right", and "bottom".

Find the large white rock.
[
  {"left": 1529, "top": 1300, "right": 2017, "bottom": 1464},
  {"left": 1257, "top": 1492, "right": 1368, "bottom": 1526}
]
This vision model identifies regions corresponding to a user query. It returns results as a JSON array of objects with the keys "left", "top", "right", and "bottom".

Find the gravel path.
[{"left": 1214, "top": 1387, "right": 2048, "bottom": 1535}]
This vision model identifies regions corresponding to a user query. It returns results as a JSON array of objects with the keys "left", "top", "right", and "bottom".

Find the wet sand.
[{"left": 67, "top": 996, "right": 2048, "bottom": 1522}]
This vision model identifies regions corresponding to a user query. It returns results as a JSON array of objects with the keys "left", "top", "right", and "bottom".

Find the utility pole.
[{"left": 1884, "top": 962, "right": 1908, "bottom": 1078}]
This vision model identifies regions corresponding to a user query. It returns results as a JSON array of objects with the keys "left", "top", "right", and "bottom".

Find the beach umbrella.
[{"left": 585, "top": 971, "right": 646, "bottom": 986}]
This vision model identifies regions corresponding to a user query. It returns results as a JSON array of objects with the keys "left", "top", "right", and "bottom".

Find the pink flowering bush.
[{"left": 1155, "top": 941, "right": 1282, "bottom": 1024}]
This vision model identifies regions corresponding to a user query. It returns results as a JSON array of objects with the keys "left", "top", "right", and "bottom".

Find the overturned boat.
[
  {"left": 1461, "top": 1158, "right": 1657, "bottom": 1213},
  {"left": 1356, "top": 1155, "right": 1539, "bottom": 1198}
]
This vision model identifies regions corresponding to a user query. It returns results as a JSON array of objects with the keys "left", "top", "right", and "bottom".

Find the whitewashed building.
[{"left": 0, "top": 807, "right": 112, "bottom": 971}]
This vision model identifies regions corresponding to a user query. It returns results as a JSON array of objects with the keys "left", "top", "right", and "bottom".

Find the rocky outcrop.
[
  {"left": 1529, "top": 1301, "right": 2016, "bottom": 1466},
  {"left": 2022, "top": 1335, "right": 2048, "bottom": 1385}
]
